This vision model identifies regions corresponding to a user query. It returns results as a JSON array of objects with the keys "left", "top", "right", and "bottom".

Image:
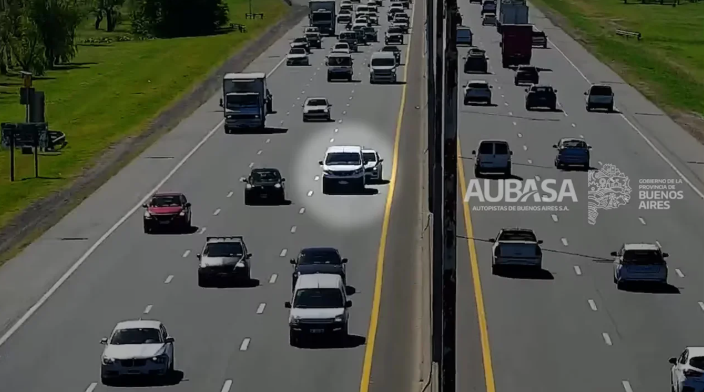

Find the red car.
[{"left": 142, "top": 193, "right": 192, "bottom": 233}]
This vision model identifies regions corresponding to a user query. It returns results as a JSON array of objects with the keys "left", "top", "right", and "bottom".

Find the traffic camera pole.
[
  {"left": 441, "top": 0, "right": 459, "bottom": 391},
  {"left": 426, "top": 0, "right": 435, "bottom": 213}
]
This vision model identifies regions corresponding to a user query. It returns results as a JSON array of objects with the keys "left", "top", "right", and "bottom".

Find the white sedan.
[
  {"left": 463, "top": 80, "right": 492, "bottom": 105},
  {"left": 287, "top": 48, "right": 310, "bottom": 66},
  {"left": 670, "top": 347, "right": 704, "bottom": 392},
  {"left": 100, "top": 319, "right": 175, "bottom": 384},
  {"left": 362, "top": 148, "right": 384, "bottom": 181},
  {"left": 303, "top": 97, "right": 332, "bottom": 122}
]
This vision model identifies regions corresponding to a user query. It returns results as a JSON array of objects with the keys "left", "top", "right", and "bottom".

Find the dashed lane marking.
[
  {"left": 638, "top": 217, "right": 646, "bottom": 225},
  {"left": 164, "top": 275, "right": 174, "bottom": 284},
  {"left": 622, "top": 381, "right": 634, "bottom": 392},
  {"left": 198, "top": 227, "right": 206, "bottom": 234},
  {"left": 227, "top": 191, "right": 233, "bottom": 198},
  {"left": 143, "top": 305, "right": 152, "bottom": 314},
  {"left": 269, "top": 274, "right": 278, "bottom": 284},
  {"left": 307, "top": 190, "right": 314, "bottom": 196},
  {"left": 221, "top": 380, "right": 233, "bottom": 392},
  {"left": 551, "top": 214, "right": 558, "bottom": 222},
  {"left": 182, "top": 250, "right": 190, "bottom": 258},
  {"left": 256, "top": 303, "right": 266, "bottom": 314},
  {"left": 574, "top": 266, "right": 582, "bottom": 276},
  {"left": 213, "top": 209, "right": 221, "bottom": 216},
  {"left": 240, "top": 338, "right": 251, "bottom": 351},
  {"left": 249, "top": 162, "right": 254, "bottom": 168},
  {"left": 603, "top": 333, "right": 612, "bottom": 346},
  {"left": 299, "top": 207, "right": 306, "bottom": 214},
  {"left": 588, "top": 299, "right": 597, "bottom": 311},
  {"left": 698, "top": 302, "right": 704, "bottom": 311},
  {"left": 291, "top": 226, "right": 297, "bottom": 233},
  {"left": 280, "top": 249, "right": 287, "bottom": 257},
  {"left": 675, "top": 269, "right": 685, "bottom": 278},
  {"left": 85, "top": 383, "right": 97, "bottom": 392},
  {"left": 561, "top": 238, "right": 569, "bottom": 246}
]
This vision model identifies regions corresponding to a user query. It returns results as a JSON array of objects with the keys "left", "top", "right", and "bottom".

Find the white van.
[
  {"left": 369, "top": 51, "right": 398, "bottom": 83},
  {"left": 285, "top": 274, "right": 352, "bottom": 346},
  {"left": 472, "top": 139, "right": 512, "bottom": 176},
  {"left": 319, "top": 145, "right": 366, "bottom": 193},
  {"left": 612, "top": 243, "right": 669, "bottom": 289}
]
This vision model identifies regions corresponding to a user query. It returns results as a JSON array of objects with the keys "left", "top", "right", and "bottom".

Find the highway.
[
  {"left": 456, "top": 3, "right": 704, "bottom": 392},
  {"left": 0, "top": 2, "right": 425, "bottom": 392}
]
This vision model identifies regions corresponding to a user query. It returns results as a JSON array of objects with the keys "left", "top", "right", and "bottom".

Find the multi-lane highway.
[
  {"left": 0, "top": 2, "right": 426, "bottom": 392},
  {"left": 456, "top": 2, "right": 704, "bottom": 392}
]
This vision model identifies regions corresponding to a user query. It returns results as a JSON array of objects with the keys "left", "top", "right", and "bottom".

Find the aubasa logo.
[{"left": 464, "top": 179, "right": 579, "bottom": 203}]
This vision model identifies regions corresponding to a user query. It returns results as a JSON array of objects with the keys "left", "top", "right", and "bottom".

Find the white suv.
[
  {"left": 100, "top": 319, "right": 175, "bottom": 384},
  {"left": 319, "top": 145, "right": 366, "bottom": 193}
]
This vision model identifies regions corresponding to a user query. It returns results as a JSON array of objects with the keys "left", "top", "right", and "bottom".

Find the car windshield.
[
  {"left": 494, "top": 143, "right": 508, "bottom": 154},
  {"left": 329, "top": 56, "right": 352, "bottom": 66},
  {"left": 252, "top": 171, "right": 280, "bottom": 181},
  {"left": 690, "top": 357, "right": 704, "bottom": 370},
  {"left": 622, "top": 249, "right": 663, "bottom": 265},
  {"left": 307, "top": 99, "right": 328, "bottom": 106},
  {"left": 363, "top": 152, "right": 377, "bottom": 162},
  {"left": 561, "top": 140, "right": 587, "bottom": 148},
  {"left": 591, "top": 86, "right": 612, "bottom": 95},
  {"left": 306, "top": 33, "right": 318, "bottom": 38},
  {"left": 311, "top": 12, "right": 332, "bottom": 22},
  {"left": 326, "top": 152, "right": 362, "bottom": 165},
  {"left": 478, "top": 143, "right": 493, "bottom": 154},
  {"left": 150, "top": 195, "right": 181, "bottom": 207},
  {"left": 226, "top": 94, "right": 259, "bottom": 108},
  {"left": 294, "top": 288, "right": 344, "bottom": 309},
  {"left": 340, "top": 33, "right": 355, "bottom": 39},
  {"left": 204, "top": 242, "right": 244, "bottom": 258},
  {"left": 371, "top": 57, "right": 396, "bottom": 66},
  {"left": 299, "top": 250, "right": 342, "bottom": 265},
  {"left": 498, "top": 230, "right": 537, "bottom": 242},
  {"left": 519, "top": 67, "right": 537, "bottom": 74},
  {"left": 290, "top": 48, "right": 306, "bottom": 55},
  {"left": 334, "top": 44, "right": 349, "bottom": 49},
  {"left": 468, "top": 82, "right": 488, "bottom": 89},
  {"left": 110, "top": 328, "right": 162, "bottom": 345}
]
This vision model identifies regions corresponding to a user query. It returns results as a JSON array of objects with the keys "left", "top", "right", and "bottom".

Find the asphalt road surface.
[
  {"left": 456, "top": 3, "right": 704, "bottom": 392},
  {"left": 0, "top": 2, "right": 425, "bottom": 392}
]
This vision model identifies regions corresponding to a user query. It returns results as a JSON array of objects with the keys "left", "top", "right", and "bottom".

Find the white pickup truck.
[{"left": 489, "top": 228, "right": 543, "bottom": 273}]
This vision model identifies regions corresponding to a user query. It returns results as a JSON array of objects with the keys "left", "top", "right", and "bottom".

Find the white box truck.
[
  {"left": 309, "top": 0, "right": 336, "bottom": 36},
  {"left": 220, "top": 73, "right": 273, "bottom": 132}
]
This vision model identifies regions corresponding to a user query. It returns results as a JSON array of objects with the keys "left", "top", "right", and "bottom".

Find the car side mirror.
[
  {"left": 552, "top": 144, "right": 557, "bottom": 148},
  {"left": 246, "top": 253, "right": 253, "bottom": 258},
  {"left": 284, "top": 301, "right": 292, "bottom": 308},
  {"left": 342, "top": 258, "right": 348, "bottom": 263},
  {"left": 490, "top": 86, "right": 493, "bottom": 88},
  {"left": 583, "top": 92, "right": 588, "bottom": 95},
  {"left": 537, "top": 240, "right": 543, "bottom": 244},
  {"left": 345, "top": 300, "right": 353, "bottom": 308},
  {"left": 488, "top": 238, "right": 496, "bottom": 243},
  {"left": 100, "top": 337, "right": 108, "bottom": 344},
  {"left": 329, "top": 104, "right": 333, "bottom": 107},
  {"left": 142, "top": 203, "right": 148, "bottom": 208},
  {"left": 669, "top": 357, "right": 677, "bottom": 364},
  {"left": 367, "top": 63, "right": 370, "bottom": 67},
  {"left": 525, "top": 89, "right": 529, "bottom": 92},
  {"left": 290, "top": 258, "right": 296, "bottom": 264},
  {"left": 165, "top": 337, "right": 174, "bottom": 343},
  {"left": 378, "top": 159, "right": 384, "bottom": 163},
  {"left": 662, "top": 252, "right": 669, "bottom": 258},
  {"left": 186, "top": 202, "right": 191, "bottom": 207},
  {"left": 318, "top": 160, "right": 324, "bottom": 165},
  {"left": 610, "top": 251, "right": 618, "bottom": 257},
  {"left": 219, "top": 98, "right": 223, "bottom": 107},
  {"left": 554, "top": 89, "right": 558, "bottom": 92},
  {"left": 240, "top": 177, "right": 248, "bottom": 183},
  {"left": 588, "top": 146, "right": 592, "bottom": 149},
  {"left": 471, "top": 150, "right": 476, "bottom": 155},
  {"left": 281, "top": 178, "right": 286, "bottom": 181}
]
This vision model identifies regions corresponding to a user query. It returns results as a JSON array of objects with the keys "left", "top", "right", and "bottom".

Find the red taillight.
[{"left": 684, "top": 370, "right": 703, "bottom": 378}]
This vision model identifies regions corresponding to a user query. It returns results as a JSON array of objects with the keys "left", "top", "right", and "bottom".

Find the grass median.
[
  {"left": 0, "top": 0, "right": 289, "bottom": 230},
  {"left": 528, "top": 0, "right": 704, "bottom": 140}
]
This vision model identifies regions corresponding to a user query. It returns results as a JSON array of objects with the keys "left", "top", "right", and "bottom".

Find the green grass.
[
  {"left": 0, "top": 0, "right": 289, "bottom": 229},
  {"left": 528, "top": 0, "right": 704, "bottom": 124}
]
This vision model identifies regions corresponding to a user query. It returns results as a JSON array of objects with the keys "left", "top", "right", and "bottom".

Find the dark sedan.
[
  {"left": 290, "top": 247, "right": 348, "bottom": 291},
  {"left": 514, "top": 65, "right": 539, "bottom": 86},
  {"left": 242, "top": 168, "right": 286, "bottom": 204},
  {"left": 525, "top": 85, "right": 557, "bottom": 110}
]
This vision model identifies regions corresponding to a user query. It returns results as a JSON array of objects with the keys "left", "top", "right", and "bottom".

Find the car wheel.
[
  {"left": 504, "top": 164, "right": 512, "bottom": 176},
  {"left": 616, "top": 280, "right": 625, "bottom": 290},
  {"left": 197, "top": 274, "right": 208, "bottom": 287},
  {"left": 302, "top": 117, "right": 308, "bottom": 122},
  {"left": 224, "top": 126, "right": 231, "bottom": 134},
  {"left": 491, "top": 264, "right": 499, "bottom": 275},
  {"left": 514, "top": 80, "right": 519, "bottom": 86},
  {"left": 322, "top": 179, "right": 332, "bottom": 194},
  {"left": 551, "top": 105, "right": 557, "bottom": 111},
  {"left": 101, "top": 376, "right": 111, "bottom": 386},
  {"left": 168, "top": 358, "right": 174, "bottom": 373},
  {"left": 143, "top": 223, "right": 151, "bottom": 234},
  {"left": 525, "top": 104, "right": 531, "bottom": 110},
  {"left": 464, "top": 99, "right": 469, "bottom": 105},
  {"left": 586, "top": 105, "right": 592, "bottom": 112},
  {"left": 608, "top": 104, "right": 614, "bottom": 112},
  {"left": 327, "top": 77, "right": 331, "bottom": 82}
]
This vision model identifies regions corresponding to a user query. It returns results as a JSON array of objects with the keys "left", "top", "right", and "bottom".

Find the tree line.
[{"left": 0, "top": 0, "right": 229, "bottom": 76}]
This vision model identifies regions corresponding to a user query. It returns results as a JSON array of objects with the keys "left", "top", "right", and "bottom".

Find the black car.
[
  {"left": 463, "top": 53, "right": 488, "bottom": 73},
  {"left": 353, "top": 28, "right": 367, "bottom": 45},
  {"left": 525, "top": 85, "right": 557, "bottom": 110},
  {"left": 514, "top": 66, "right": 539, "bottom": 86},
  {"left": 290, "top": 247, "right": 348, "bottom": 290},
  {"left": 305, "top": 33, "right": 322, "bottom": 49},
  {"left": 242, "top": 168, "right": 286, "bottom": 204},
  {"left": 385, "top": 27, "right": 404, "bottom": 44},
  {"left": 381, "top": 45, "right": 401, "bottom": 63}
]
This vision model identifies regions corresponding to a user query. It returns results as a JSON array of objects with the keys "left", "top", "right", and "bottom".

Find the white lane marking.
[
  {"left": 349, "top": 96, "right": 353, "bottom": 100},
  {"left": 280, "top": 249, "right": 287, "bottom": 257},
  {"left": 291, "top": 226, "right": 297, "bottom": 233},
  {"left": 579, "top": 134, "right": 584, "bottom": 138},
  {"left": 517, "top": 133, "right": 523, "bottom": 138},
  {"left": 343, "top": 111, "right": 347, "bottom": 115},
  {"left": 307, "top": 190, "right": 314, "bottom": 197},
  {"left": 588, "top": 299, "right": 597, "bottom": 311},
  {"left": 572, "top": 123, "right": 576, "bottom": 127},
  {"left": 638, "top": 217, "right": 646, "bottom": 225},
  {"left": 675, "top": 269, "right": 685, "bottom": 278},
  {"left": 314, "top": 175, "right": 320, "bottom": 181},
  {"left": 527, "top": 159, "right": 533, "bottom": 164},
  {"left": 598, "top": 161, "right": 603, "bottom": 166},
  {"left": 269, "top": 274, "right": 278, "bottom": 284},
  {"left": 182, "top": 250, "right": 190, "bottom": 258},
  {"left": 551, "top": 214, "right": 558, "bottom": 222},
  {"left": 256, "top": 303, "right": 266, "bottom": 314},
  {"left": 292, "top": 104, "right": 296, "bottom": 107},
  {"left": 164, "top": 275, "right": 174, "bottom": 284},
  {"left": 213, "top": 209, "right": 221, "bottom": 216},
  {"left": 240, "top": 338, "right": 251, "bottom": 351},
  {"left": 198, "top": 227, "right": 206, "bottom": 234},
  {"left": 266, "top": 139, "right": 270, "bottom": 144},
  {"left": 286, "top": 111, "right": 290, "bottom": 115},
  {"left": 523, "top": 145, "right": 528, "bottom": 151},
  {"left": 338, "top": 119, "right": 343, "bottom": 123},
  {"left": 346, "top": 103, "right": 350, "bottom": 107},
  {"left": 299, "top": 207, "right": 306, "bottom": 214},
  {"left": 249, "top": 162, "right": 254, "bottom": 168},
  {"left": 301, "top": 91, "right": 305, "bottom": 94},
  {"left": 351, "top": 90, "right": 355, "bottom": 94},
  {"left": 603, "top": 333, "right": 613, "bottom": 346},
  {"left": 512, "top": 121, "right": 517, "bottom": 126},
  {"left": 221, "top": 380, "right": 233, "bottom": 392},
  {"left": 227, "top": 191, "right": 233, "bottom": 198},
  {"left": 504, "top": 102, "right": 508, "bottom": 106},
  {"left": 143, "top": 305, "right": 152, "bottom": 314},
  {"left": 547, "top": 38, "right": 704, "bottom": 200},
  {"left": 561, "top": 238, "right": 569, "bottom": 246},
  {"left": 508, "top": 111, "right": 513, "bottom": 116},
  {"left": 698, "top": 302, "right": 704, "bottom": 311},
  {"left": 622, "top": 381, "right": 634, "bottom": 392},
  {"left": 85, "top": 383, "right": 97, "bottom": 392},
  {"left": 330, "top": 138, "right": 335, "bottom": 142},
  {"left": 257, "top": 150, "right": 262, "bottom": 155},
  {"left": 297, "top": 97, "right": 300, "bottom": 100},
  {"left": 574, "top": 266, "right": 582, "bottom": 276},
  {"left": 535, "top": 175, "right": 541, "bottom": 181},
  {"left": 334, "top": 128, "right": 339, "bottom": 132}
]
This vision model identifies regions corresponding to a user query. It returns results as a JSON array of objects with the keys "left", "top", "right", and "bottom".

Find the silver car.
[
  {"left": 100, "top": 320, "right": 175, "bottom": 384},
  {"left": 197, "top": 236, "right": 252, "bottom": 285},
  {"left": 303, "top": 97, "right": 333, "bottom": 121},
  {"left": 612, "top": 243, "right": 669, "bottom": 289}
]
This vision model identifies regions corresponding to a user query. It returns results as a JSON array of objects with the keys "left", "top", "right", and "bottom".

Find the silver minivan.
[
  {"left": 612, "top": 243, "right": 669, "bottom": 289},
  {"left": 472, "top": 139, "right": 512, "bottom": 177}
]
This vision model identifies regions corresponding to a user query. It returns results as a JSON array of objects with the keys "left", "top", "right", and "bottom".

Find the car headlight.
[
  {"left": 274, "top": 183, "right": 282, "bottom": 188},
  {"left": 179, "top": 211, "right": 185, "bottom": 216},
  {"left": 246, "top": 184, "right": 252, "bottom": 189},
  {"left": 323, "top": 170, "right": 333, "bottom": 175},
  {"left": 151, "top": 354, "right": 168, "bottom": 363},
  {"left": 290, "top": 316, "right": 300, "bottom": 325},
  {"left": 334, "top": 316, "right": 344, "bottom": 323},
  {"left": 355, "top": 168, "right": 364, "bottom": 174},
  {"left": 323, "top": 108, "right": 329, "bottom": 112},
  {"left": 102, "top": 357, "right": 115, "bottom": 365},
  {"left": 144, "top": 211, "right": 151, "bottom": 218},
  {"left": 254, "top": 115, "right": 260, "bottom": 119},
  {"left": 235, "top": 261, "right": 245, "bottom": 268}
]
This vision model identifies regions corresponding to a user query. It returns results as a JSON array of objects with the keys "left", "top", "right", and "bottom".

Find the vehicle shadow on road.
[
  {"left": 150, "top": 226, "right": 200, "bottom": 235},
  {"left": 493, "top": 266, "right": 555, "bottom": 280},
  {"left": 557, "top": 165, "right": 598, "bottom": 172},
  {"left": 327, "top": 188, "right": 380, "bottom": 196},
  {"left": 105, "top": 370, "right": 185, "bottom": 387},
  {"left": 619, "top": 282, "right": 681, "bottom": 294},
  {"left": 368, "top": 179, "right": 390, "bottom": 185},
  {"left": 246, "top": 199, "right": 293, "bottom": 206},
  {"left": 527, "top": 107, "right": 564, "bottom": 113},
  {"left": 200, "top": 278, "right": 260, "bottom": 289},
  {"left": 227, "top": 127, "right": 288, "bottom": 135},
  {"left": 300, "top": 334, "right": 366, "bottom": 350}
]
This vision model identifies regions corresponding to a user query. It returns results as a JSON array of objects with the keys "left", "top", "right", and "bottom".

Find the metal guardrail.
[{"left": 615, "top": 29, "right": 642, "bottom": 40}]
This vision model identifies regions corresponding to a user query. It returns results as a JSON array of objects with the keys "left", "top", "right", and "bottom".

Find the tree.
[
  {"left": 8, "top": 12, "right": 46, "bottom": 74},
  {"left": 131, "top": 0, "right": 228, "bottom": 38},
  {"left": 92, "top": 0, "right": 124, "bottom": 32},
  {"left": 28, "top": 0, "right": 84, "bottom": 67}
]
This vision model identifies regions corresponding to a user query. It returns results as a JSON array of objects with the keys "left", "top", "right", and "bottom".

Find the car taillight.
[{"left": 684, "top": 370, "right": 703, "bottom": 378}]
